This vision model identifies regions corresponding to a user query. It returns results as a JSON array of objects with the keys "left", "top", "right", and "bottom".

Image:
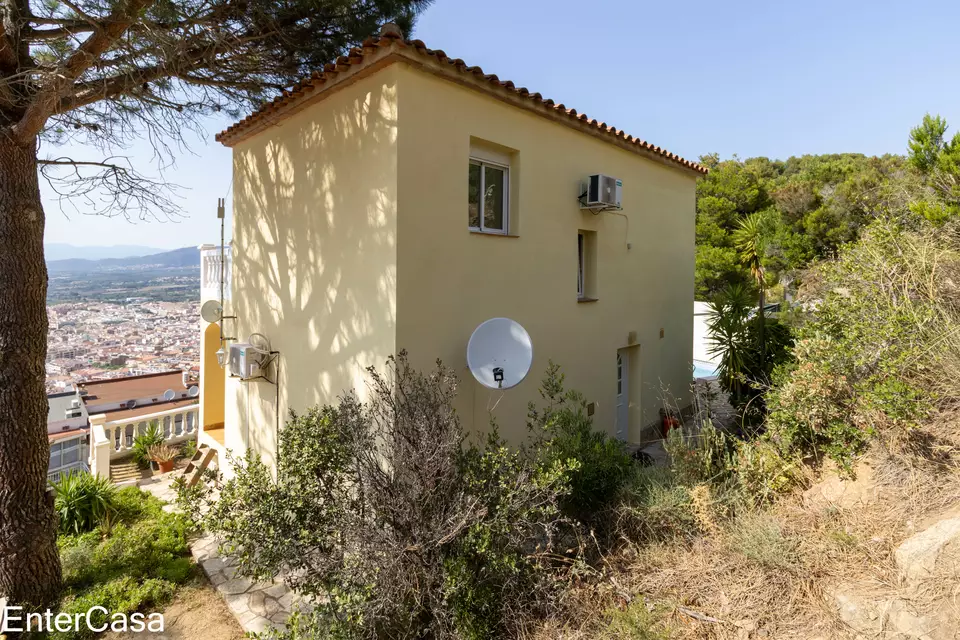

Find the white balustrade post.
[{"left": 88, "top": 414, "right": 112, "bottom": 479}]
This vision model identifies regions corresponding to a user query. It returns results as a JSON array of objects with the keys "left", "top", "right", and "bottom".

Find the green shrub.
[
  {"left": 60, "top": 488, "right": 191, "bottom": 589},
  {"left": 131, "top": 421, "right": 164, "bottom": 467},
  {"left": 663, "top": 420, "right": 736, "bottom": 488},
  {"left": 765, "top": 219, "right": 960, "bottom": 469},
  {"left": 180, "top": 437, "right": 199, "bottom": 459},
  {"left": 527, "top": 363, "right": 634, "bottom": 527},
  {"left": 185, "top": 353, "right": 577, "bottom": 640},
  {"left": 53, "top": 471, "right": 117, "bottom": 534},
  {"left": 54, "top": 487, "right": 193, "bottom": 640},
  {"left": 603, "top": 599, "right": 672, "bottom": 639},
  {"left": 54, "top": 577, "right": 175, "bottom": 640}
]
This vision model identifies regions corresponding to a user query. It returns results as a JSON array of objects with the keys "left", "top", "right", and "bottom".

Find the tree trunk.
[
  {"left": 0, "top": 135, "right": 62, "bottom": 608},
  {"left": 758, "top": 284, "right": 766, "bottom": 364}
]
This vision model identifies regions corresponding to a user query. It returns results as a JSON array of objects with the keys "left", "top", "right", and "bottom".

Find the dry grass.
[{"left": 532, "top": 411, "right": 960, "bottom": 639}]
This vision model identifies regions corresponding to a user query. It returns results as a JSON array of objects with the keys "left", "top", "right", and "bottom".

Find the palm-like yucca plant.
[
  {"left": 733, "top": 211, "right": 771, "bottom": 359},
  {"left": 706, "top": 283, "right": 754, "bottom": 404},
  {"left": 53, "top": 471, "right": 117, "bottom": 535}
]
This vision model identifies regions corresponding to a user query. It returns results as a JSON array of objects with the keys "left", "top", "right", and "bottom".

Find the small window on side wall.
[
  {"left": 468, "top": 159, "right": 508, "bottom": 234},
  {"left": 578, "top": 230, "right": 597, "bottom": 301}
]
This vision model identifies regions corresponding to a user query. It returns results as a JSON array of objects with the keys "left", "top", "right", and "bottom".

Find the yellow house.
[{"left": 199, "top": 24, "right": 706, "bottom": 473}]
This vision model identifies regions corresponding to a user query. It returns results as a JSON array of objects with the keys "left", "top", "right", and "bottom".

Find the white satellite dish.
[
  {"left": 466, "top": 318, "right": 533, "bottom": 390},
  {"left": 200, "top": 300, "right": 223, "bottom": 323},
  {"left": 188, "top": 386, "right": 200, "bottom": 398},
  {"left": 162, "top": 389, "right": 176, "bottom": 402}
]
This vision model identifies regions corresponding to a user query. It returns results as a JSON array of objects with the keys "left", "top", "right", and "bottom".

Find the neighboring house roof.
[
  {"left": 49, "top": 427, "right": 89, "bottom": 442},
  {"left": 102, "top": 398, "right": 198, "bottom": 422},
  {"left": 47, "top": 390, "right": 87, "bottom": 424},
  {"left": 217, "top": 25, "right": 706, "bottom": 176},
  {"left": 77, "top": 370, "right": 195, "bottom": 405}
]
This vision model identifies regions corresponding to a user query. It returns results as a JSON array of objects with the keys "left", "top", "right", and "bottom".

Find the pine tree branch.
[{"left": 11, "top": 0, "right": 156, "bottom": 143}]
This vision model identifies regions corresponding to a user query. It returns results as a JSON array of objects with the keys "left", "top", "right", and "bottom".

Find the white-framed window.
[
  {"left": 468, "top": 158, "right": 509, "bottom": 234},
  {"left": 578, "top": 233, "right": 585, "bottom": 298}
]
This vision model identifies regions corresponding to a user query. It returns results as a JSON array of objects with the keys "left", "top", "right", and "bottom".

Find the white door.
[{"left": 616, "top": 350, "right": 629, "bottom": 441}]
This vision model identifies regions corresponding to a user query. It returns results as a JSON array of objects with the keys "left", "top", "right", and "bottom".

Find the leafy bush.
[
  {"left": 765, "top": 218, "right": 959, "bottom": 469},
  {"left": 180, "top": 437, "right": 198, "bottom": 460},
  {"left": 527, "top": 363, "right": 634, "bottom": 528},
  {"left": 53, "top": 577, "right": 174, "bottom": 640},
  {"left": 55, "top": 487, "right": 193, "bottom": 639},
  {"left": 131, "top": 421, "right": 164, "bottom": 467},
  {"left": 184, "top": 353, "right": 578, "bottom": 640},
  {"left": 53, "top": 471, "right": 117, "bottom": 534}
]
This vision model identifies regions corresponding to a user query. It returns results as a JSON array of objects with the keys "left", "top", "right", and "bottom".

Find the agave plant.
[
  {"left": 131, "top": 421, "right": 164, "bottom": 467},
  {"left": 53, "top": 471, "right": 117, "bottom": 535}
]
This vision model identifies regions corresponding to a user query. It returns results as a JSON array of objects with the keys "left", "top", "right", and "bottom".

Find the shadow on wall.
[{"left": 229, "top": 72, "right": 399, "bottom": 465}]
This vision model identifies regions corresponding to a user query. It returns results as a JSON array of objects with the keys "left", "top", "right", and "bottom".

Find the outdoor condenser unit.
[
  {"left": 228, "top": 342, "right": 268, "bottom": 380},
  {"left": 581, "top": 174, "right": 623, "bottom": 209}
]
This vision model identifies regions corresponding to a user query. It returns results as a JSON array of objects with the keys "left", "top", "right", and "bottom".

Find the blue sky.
[{"left": 43, "top": 0, "right": 960, "bottom": 249}]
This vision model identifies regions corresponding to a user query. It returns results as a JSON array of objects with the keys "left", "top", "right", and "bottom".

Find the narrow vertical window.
[
  {"left": 578, "top": 230, "right": 597, "bottom": 300},
  {"left": 577, "top": 233, "right": 585, "bottom": 298}
]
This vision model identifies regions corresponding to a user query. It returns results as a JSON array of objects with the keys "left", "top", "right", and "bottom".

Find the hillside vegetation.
[
  {"left": 695, "top": 114, "right": 960, "bottom": 298},
  {"left": 177, "top": 115, "right": 960, "bottom": 639}
]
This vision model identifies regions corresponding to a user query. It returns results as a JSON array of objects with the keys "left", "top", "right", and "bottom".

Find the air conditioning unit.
[
  {"left": 229, "top": 343, "right": 268, "bottom": 380},
  {"left": 581, "top": 174, "right": 622, "bottom": 210},
  {"left": 70, "top": 398, "right": 81, "bottom": 409}
]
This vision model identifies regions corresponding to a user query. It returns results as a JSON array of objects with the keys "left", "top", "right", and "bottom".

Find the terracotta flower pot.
[{"left": 157, "top": 459, "right": 175, "bottom": 474}]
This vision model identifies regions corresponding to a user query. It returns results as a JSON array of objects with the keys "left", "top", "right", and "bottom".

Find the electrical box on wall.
[
  {"left": 581, "top": 174, "right": 622, "bottom": 210},
  {"left": 229, "top": 342, "right": 268, "bottom": 380}
]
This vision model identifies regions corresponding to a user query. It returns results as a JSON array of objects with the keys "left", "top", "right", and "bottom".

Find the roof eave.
[{"left": 216, "top": 37, "right": 707, "bottom": 177}]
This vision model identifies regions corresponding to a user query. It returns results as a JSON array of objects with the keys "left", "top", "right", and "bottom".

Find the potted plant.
[{"left": 148, "top": 444, "right": 177, "bottom": 474}]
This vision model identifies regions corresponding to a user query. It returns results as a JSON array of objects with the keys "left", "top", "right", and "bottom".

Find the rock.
[
  {"left": 829, "top": 588, "right": 884, "bottom": 636},
  {"left": 884, "top": 599, "right": 935, "bottom": 639},
  {"left": 220, "top": 577, "right": 253, "bottom": 595},
  {"left": 804, "top": 463, "right": 877, "bottom": 509},
  {"left": 894, "top": 518, "right": 960, "bottom": 584}
]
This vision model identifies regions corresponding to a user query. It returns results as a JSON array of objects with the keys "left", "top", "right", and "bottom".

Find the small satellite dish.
[
  {"left": 200, "top": 300, "right": 223, "bottom": 323},
  {"left": 125, "top": 399, "right": 137, "bottom": 409},
  {"left": 162, "top": 389, "right": 176, "bottom": 402},
  {"left": 466, "top": 318, "right": 533, "bottom": 390},
  {"left": 188, "top": 386, "right": 200, "bottom": 398}
]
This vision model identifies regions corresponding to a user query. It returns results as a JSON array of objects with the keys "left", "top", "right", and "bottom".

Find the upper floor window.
[{"left": 468, "top": 159, "right": 509, "bottom": 234}]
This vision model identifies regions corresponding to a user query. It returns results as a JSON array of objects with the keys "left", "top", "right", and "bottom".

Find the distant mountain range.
[
  {"left": 45, "top": 243, "right": 166, "bottom": 261},
  {"left": 47, "top": 247, "right": 200, "bottom": 273}
]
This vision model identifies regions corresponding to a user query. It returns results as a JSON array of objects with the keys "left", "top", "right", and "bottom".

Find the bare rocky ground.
[
  {"left": 543, "top": 412, "right": 960, "bottom": 639},
  {"left": 102, "top": 577, "right": 244, "bottom": 640}
]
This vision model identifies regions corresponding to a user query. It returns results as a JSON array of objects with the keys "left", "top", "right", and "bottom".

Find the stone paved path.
[{"left": 138, "top": 475, "right": 307, "bottom": 635}]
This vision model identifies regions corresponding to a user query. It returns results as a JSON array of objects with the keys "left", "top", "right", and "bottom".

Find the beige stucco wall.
[
  {"left": 225, "top": 67, "right": 399, "bottom": 470},
  {"left": 222, "top": 59, "right": 697, "bottom": 471},
  {"left": 394, "top": 64, "right": 696, "bottom": 443}
]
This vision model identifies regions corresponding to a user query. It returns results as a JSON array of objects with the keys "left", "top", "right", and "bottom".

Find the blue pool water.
[{"left": 693, "top": 360, "right": 719, "bottom": 379}]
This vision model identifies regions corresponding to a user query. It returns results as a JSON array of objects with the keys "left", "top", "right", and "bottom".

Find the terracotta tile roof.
[
  {"left": 49, "top": 427, "right": 88, "bottom": 442},
  {"left": 100, "top": 398, "right": 198, "bottom": 422},
  {"left": 78, "top": 370, "right": 196, "bottom": 405},
  {"left": 216, "top": 25, "right": 706, "bottom": 176}
]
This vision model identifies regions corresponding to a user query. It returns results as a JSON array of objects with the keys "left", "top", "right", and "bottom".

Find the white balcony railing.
[
  {"left": 89, "top": 404, "right": 200, "bottom": 477},
  {"left": 200, "top": 243, "right": 232, "bottom": 303},
  {"left": 48, "top": 462, "right": 89, "bottom": 485}
]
